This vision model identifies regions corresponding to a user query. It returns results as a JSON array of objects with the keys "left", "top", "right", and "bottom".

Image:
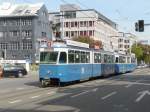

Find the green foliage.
[
  {"left": 132, "top": 43, "right": 150, "bottom": 64},
  {"left": 72, "top": 36, "right": 103, "bottom": 49}
]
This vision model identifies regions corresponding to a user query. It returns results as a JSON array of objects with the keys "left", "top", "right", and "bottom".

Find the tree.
[{"left": 131, "top": 44, "right": 143, "bottom": 63}]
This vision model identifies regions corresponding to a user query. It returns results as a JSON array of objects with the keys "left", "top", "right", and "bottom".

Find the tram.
[{"left": 39, "top": 40, "right": 137, "bottom": 87}]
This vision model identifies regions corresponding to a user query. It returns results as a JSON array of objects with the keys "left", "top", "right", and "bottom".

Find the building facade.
[
  {"left": 118, "top": 32, "right": 137, "bottom": 53},
  {"left": 0, "top": 3, "right": 51, "bottom": 63},
  {"left": 49, "top": 4, "right": 119, "bottom": 52}
]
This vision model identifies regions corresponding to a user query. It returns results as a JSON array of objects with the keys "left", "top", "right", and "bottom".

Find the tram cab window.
[
  {"left": 59, "top": 52, "right": 67, "bottom": 63},
  {"left": 40, "top": 52, "right": 58, "bottom": 64}
]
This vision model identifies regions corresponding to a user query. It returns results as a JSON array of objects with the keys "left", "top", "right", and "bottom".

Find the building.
[
  {"left": 0, "top": 3, "right": 51, "bottom": 63},
  {"left": 49, "top": 4, "right": 119, "bottom": 52},
  {"left": 118, "top": 32, "right": 137, "bottom": 54}
]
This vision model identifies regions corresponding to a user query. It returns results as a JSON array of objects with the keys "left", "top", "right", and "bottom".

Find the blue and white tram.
[{"left": 39, "top": 41, "right": 136, "bottom": 87}]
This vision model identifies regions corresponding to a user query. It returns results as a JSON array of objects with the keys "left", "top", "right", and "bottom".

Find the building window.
[
  {"left": 0, "top": 43, "right": 8, "bottom": 50},
  {"left": 42, "top": 32, "right": 47, "bottom": 37},
  {"left": 65, "top": 11, "right": 76, "bottom": 18},
  {"left": 71, "top": 22, "right": 74, "bottom": 27},
  {"left": 22, "top": 41, "right": 32, "bottom": 50},
  {"left": 24, "top": 54, "right": 31, "bottom": 59},
  {"left": 89, "top": 30, "right": 93, "bottom": 36},
  {"left": 84, "top": 21, "right": 87, "bottom": 27},
  {"left": 65, "top": 22, "right": 69, "bottom": 27},
  {"left": 65, "top": 31, "right": 69, "bottom": 37},
  {"left": 89, "top": 21, "right": 93, "bottom": 27},
  {"left": 10, "top": 42, "right": 20, "bottom": 50},
  {"left": 0, "top": 32, "right": 3, "bottom": 38},
  {"left": 80, "top": 21, "right": 84, "bottom": 27},
  {"left": 12, "top": 55, "right": 16, "bottom": 59},
  {"left": 9, "top": 31, "right": 19, "bottom": 37},
  {"left": 75, "top": 22, "right": 77, "bottom": 27},
  {"left": 71, "top": 31, "right": 74, "bottom": 37},
  {"left": 84, "top": 31, "right": 87, "bottom": 36},
  {"left": 22, "top": 30, "right": 32, "bottom": 37},
  {"left": 80, "top": 31, "right": 83, "bottom": 36}
]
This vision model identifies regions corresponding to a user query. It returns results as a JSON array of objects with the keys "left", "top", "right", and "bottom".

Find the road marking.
[
  {"left": 30, "top": 95, "right": 41, "bottom": 99},
  {"left": 92, "top": 88, "right": 98, "bottom": 92},
  {"left": 71, "top": 91, "right": 89, "bottom": 98},
  {"left": 47, "top": 91, "right": 56, "bottom": 95},
  {"left": 16, "top": 87, "right": 25, "bottom": 90},
  {"left": 125, "top": 83, "right": 133, "bottom": 88},
  {"left": 125, "top": 80, "right": 140, "bottom": 88},
  {"left": 9, "top": 100, "right": 22, "bottom": 104},
  {"left": 135, "top": 90, "right": 150, "bottom": 103},
  {"left": 101, "top": 92, "right": 117, "bottom": 100}
]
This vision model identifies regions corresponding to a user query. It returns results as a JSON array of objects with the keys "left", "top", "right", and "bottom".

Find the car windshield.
[{"left": 40, "top": 51, "right": 58, "bottom": 64}]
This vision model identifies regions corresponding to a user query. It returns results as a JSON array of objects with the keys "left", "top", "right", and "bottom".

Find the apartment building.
[
  {"left": 118, "top": 32, "right": 137, "bottom": 53},
  {"left": 49, "top": 4, "right": 119, "bottom": 52},
  {"left": 0, "top": 3, "right": 51, "bottom": 63}
]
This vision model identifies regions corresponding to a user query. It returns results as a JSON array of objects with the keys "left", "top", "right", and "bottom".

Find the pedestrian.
[{"left": 0, "top": 65, "right": 3, "bottom": 78}]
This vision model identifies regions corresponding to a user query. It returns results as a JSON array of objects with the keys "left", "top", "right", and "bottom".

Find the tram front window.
[
  {"left": 40, "top": 52, "right": 58, "bottom": 64},
  {"left": 59, "top": 52, "right": 67, "bottom": 64}
]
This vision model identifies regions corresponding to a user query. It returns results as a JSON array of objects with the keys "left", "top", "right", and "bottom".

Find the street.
[{"left": 0, "top": 68, "right": 150, "bottom": 112}]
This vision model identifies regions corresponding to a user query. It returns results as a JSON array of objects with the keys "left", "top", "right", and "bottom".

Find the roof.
[
  {"left": 0, "top": 2, "right": 44, "bottom": 17},
  {"left": 59, "top": 8, "right": 117, "bottom": 29}
]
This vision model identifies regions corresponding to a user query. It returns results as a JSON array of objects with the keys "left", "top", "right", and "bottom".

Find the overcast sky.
[{"left": 1, "top": 0, "right": 150, "bottom": 43}]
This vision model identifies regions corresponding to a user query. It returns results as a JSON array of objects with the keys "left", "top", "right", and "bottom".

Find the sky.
[{"left": 0, "top": 0, "right": 150, "bottom": 43}]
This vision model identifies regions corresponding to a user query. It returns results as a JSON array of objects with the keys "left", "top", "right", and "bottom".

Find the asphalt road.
[{"left": 0, "top": 68, "right": 150, "bottom": 112}]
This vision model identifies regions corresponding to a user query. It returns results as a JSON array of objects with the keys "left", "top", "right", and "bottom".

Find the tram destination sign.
[{"left": 66, "top": 40, "right": 89, "bottom": 48}]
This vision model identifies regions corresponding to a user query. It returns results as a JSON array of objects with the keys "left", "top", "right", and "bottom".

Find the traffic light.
[
  {"left": 135, "top": 20, "right": 144, "bottom": 32},
  {"left": 138, "top": 20, "right": 144, "bottom": 32},
  {"left": 135, "top": 22, "right": 139, "bottom": 31}
]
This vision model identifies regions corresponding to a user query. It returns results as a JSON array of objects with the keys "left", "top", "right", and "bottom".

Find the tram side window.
[
  {"left": 116, "top": 57, "right": 119, "bottom": 63},
  {"left": 86, "top": 52, "right": 90, "bottom": 63},
  {"left": 68, "top": 50, "right": 75, "bottom": 63},
  {"left": 94, "top": 53, "right": 101, "bottom": 63},
  {"left": 75, "top": 51, "right": 80, "bottom": 63},
  {"left": 109, "top": 55, "right": 114, "bottom": 63},
  {"left": 119, "top": 56, "right": 126, "bottom": 63},
  {"left": 81, "top": 51, "right": 86, "bottom": 63},
  {"left": 104, "top": 54, "right": 107, "bottom": 63},
  {"left": 59, "top": 52, "right": 67, "bottom": 63},
  {"left": 101, "top": 54, "right": 104, "bottom": 63}
]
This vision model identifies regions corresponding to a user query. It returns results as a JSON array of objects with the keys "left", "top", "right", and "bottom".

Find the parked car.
[{"left": 2, "top": 65, "right": 27, "bottom": 78}]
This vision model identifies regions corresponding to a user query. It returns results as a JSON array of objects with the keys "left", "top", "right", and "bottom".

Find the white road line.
[
  {"left": 47, "top": 91, "right": 56, "bottom": 95},
  {"left": 101, "top": 92, "right": 117, "bottom": 100},
  {"left": 30, "top": 95, "right": 41, "bottom": 99},
  {"left": 9, "top": 100, "right": 22, "bottom": 104},
  {"left": 16, "top": 87, "right": 25, "bottom": 90},
  {"left": 71, "top": 91, "right": 89, "bottom": 98}
]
